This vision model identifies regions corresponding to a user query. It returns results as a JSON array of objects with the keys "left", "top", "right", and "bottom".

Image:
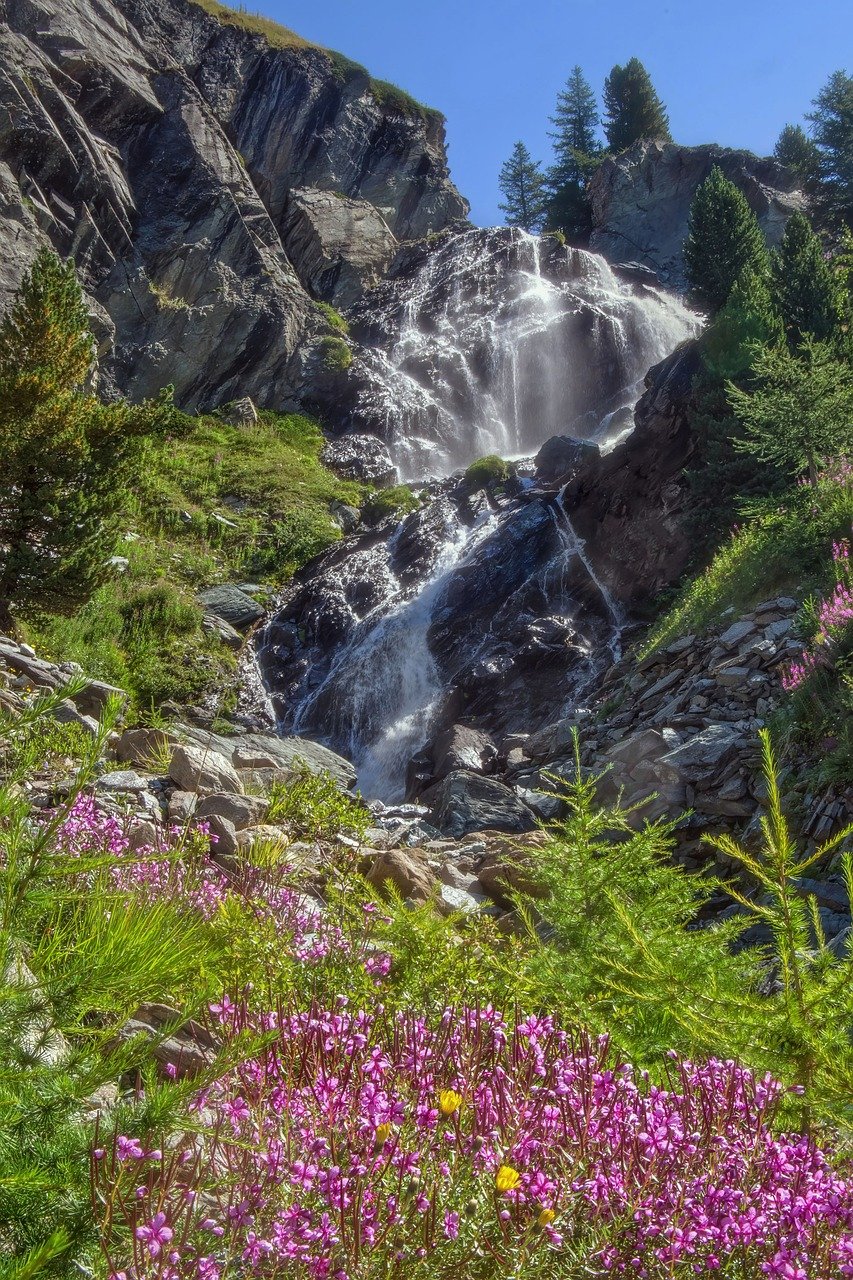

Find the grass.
[
  {"left": 362, "top": 484, "right": 420, "bottom": 524},
  {"left": 314, "top": 301, "right": 349, "bottom": 335},
  {"left": 317, "top": 335, "right": 352, "bottom": 373},
  {"left": 464, "top": 454, "right": 512, "bottom": 488},
  {"left": 640, "top": 473, "right": 853, "bottom": 656},
  {"left": 26, "top": 411, "right": 365, "bottom": 714},
  {"left": 189, "top": 0, "right": 442, "bottom": 123}
]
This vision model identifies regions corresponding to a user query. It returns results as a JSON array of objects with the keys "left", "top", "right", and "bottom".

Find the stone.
[
  {"left": 168, "top": 790, "right": 198, "bottom": 821},
  {"left": 322, "top": 435, "right": 397, "bottom": 486},
  {"left": 113, "top": 1003, "right": 219, "bottom": 1080},
  {"left": 658, "top": 725, "right": 744, "bottom": 783},
  {"left": 50, "top": 700, "right": 99, "bottom": 735},
  {"left": 221, "top": 397, "right": 258, "bottom": 426},
  {"left": 476, "top": 832, "right": 550, "bottom": 906},
  {"left": 366, "top": 848, "right": 435, "bottom": 904},
  {"left": 114, "top": 727, "right": 178, "bottom": 767},
  {"left": 206, "top": 814, "right": 239, "bottom": 860},
  {"left": 97, "top": 769, "right": 152, "bottom": 794},
  {"left": 71, "top": 679, "right": 127, "bottom": 720},
  {"left": 524, "top": 717, "right": 579, "bottom": 761},
  {"left": 588, "top": 139, "right": 806, "bottom": 289},
  {"left": 331, "top": 501, "right": 360, "bottom": 534},
  {"left": 429, "top": 724, "right": 496, "bottom": 781},
  {"left": 718, "top": 620, "right": 757, "bottom": 648},
  {"left": 197, "top": 586, "right": 264, "bottom": 630},
  {"left": 195, "top": 792, "right": 269, "bottom": 831},
  {"left": 230, "top": 735, "right": 357, "bottom": 790},
  {"left": 168, "top": 743, "right": 243, "bottom": 795},
  {"left": 438, "top": 883, "right": 486, "bottom": 915},
  {"left": 202, "top": 613, "right": 244, "bottom": 650},
  {"left": 427, "top": 771, "right": 536, "bottom": 839},
  {"left": 533, "top": 435, "right": 601, "bottom": 484},
  {"left": 715, "top": 666, "right": 752, "bottom": 688}
]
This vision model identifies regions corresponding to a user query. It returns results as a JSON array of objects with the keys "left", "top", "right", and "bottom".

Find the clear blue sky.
[{"left": 249, "top": 0, "right": 851, "bottom": 225}]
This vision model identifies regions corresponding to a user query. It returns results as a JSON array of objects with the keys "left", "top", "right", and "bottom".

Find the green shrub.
[
  {"left": 266, "top": 766, "right": 369, "bottom": 843},
  {"left": 463, "top": 454, "right": 511, "bottom": 488},
  {"left": 314, "top": 301, "right": 349, "bottom": 335},
  {"left": 361, "top": 484, "right": 420, "bottom": 524},
  {"left": 317, "top": 336, "right": 352, "bottom": 374}
]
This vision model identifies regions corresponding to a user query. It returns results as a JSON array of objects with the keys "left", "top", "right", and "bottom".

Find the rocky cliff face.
[
  {"left": 0, "top": 0, "right": 466, "bottom": 407},
  {"left": 588, "top": 139, "right": 807, "bottom": 290}
]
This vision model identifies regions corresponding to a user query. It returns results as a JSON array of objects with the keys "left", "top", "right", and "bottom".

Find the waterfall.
[
  {"left": 350, "top": 227, "right": 699, "bottom": 481},
  {"left": 257, "top": 228, "right": 701, "bottom": 802}
]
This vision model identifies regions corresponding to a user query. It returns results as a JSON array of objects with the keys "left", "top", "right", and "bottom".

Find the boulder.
[
  {"left": 534, "top": 436, "right": 601, "bottom": 484},
  {"left": 168, "top": 743, "right": 243, "bottom": 795},
  {"left": 588, "top": 139, "right": 806, "bottom": 290},
  {"left": 168, "top": 790, "right": 198, "bottom": 822},
  {"left": 230, "top": 735, "right": 357, "bottom": 790},
  {"left": 322, "top": 435, "right": 397, "bottom": 486},
  {"left": 428, "top": 771, "right": 536, "bottom": 839},
  {"left": 221, "top": 397, "right": 258, "bottom": 426},
  {"left": 196, "top": 792, "right": 269, "bottom": 831},
  {"left": 197, "top": 586, "right": 264, "bottom": 630},
  {"left": 114, "top": 727, "right": 178, "bottom": 767},
  {"left": 365, "top": 847, "right": 435, "bottom": 904},
  {"left": 658, "top": 724, "right": 745, "bottom": 783},
  {"left": 112, "top": 1003, "right": 219, "bottom": 1080},
  {"left": 206, "top": 814, "right": 239, "bottom": 860},
  {"left": 69, "top": 679, "right": 126, "bottom": 720},
  {"left": 429, "top": 724, "right": 497, "bottom": 782},
  {"left": 475, "top": 831, "right": 550, "bottom": 906}
]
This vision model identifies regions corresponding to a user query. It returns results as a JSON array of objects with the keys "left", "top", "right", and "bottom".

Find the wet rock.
[
  {"left": 534, "top": 436, "right": 601, "bottom": 484},
  {"left": 230, "top": 735, "right": 357, "bottom": 790},
  {"left": 322, "top": 435, "right": 396, "bottom": 485},
  {"left": 429, "top": 724, "right": 497, "bottom": 782},
  {"left": 427, "top": 771, "right": 536, "bottom": 839}
]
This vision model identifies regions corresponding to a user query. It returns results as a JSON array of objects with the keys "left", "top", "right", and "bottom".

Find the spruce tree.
[
  {"left": 0, "top": 250, "right": 176, "bottom": 625},
  {"left": 773, "top": 124, "right": 821, "bottom": 187},
  {"left": 683, "top": 166, "right": 770, "bottom": 313},
  {"left": 498, "top": 141, "right": 548, "bottom": 232},
  {"left": 548, "top": 66, "right": 600, "bottom": 186},
  {"left": 771, "top": 210, "right": 844, "bottom": 347},
  {"left": 602, "top": 58, "right": 671, "bottom": 153},
  {"left": 703, "top": 264, "right": 784, "bottom": 380},
  {"left": 727, "top": 338, "right": 853, "bottom": 485},
  {"left": 807, "top": 69, "right": 853, "bottom": 231}
]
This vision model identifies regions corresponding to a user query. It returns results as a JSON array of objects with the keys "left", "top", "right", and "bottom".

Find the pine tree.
[
  {"left": 683, "top": 166, "right": 770, "bottom": 313},
  {"left": 498, "top": 141, "right": 548, "bottom": 232},
  {"left": 807, "top": 70, "right": 853, "bottom": 231},
  {"left": 773, "top": 124, "right": 821, "bottom": 187},
  {"left": 703, "top": 264, "right": 784, "bottom": 380},
  {"left": 548, "top": 66, "right": 600, "bottom": 186},
  {"left": 727, "top": 338, "right": 853, "bottom": 485},
  {"left": 771, "top": 210, "right": 844, "bottom": 347},
  {"left": 0, "top": 250, "right": 177, "bottom": 625},
  {"left": 602, "top": 58, "right": 671, "bottom": 153}
]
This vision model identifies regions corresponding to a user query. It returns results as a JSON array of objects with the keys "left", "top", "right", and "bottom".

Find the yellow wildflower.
[
  {"left": 495, "top": 1165, "right": 521, "bottom": 1193},
  {"left": 374, "top": 1123, "right": 392, "bottom": 1146},
  {"left": 438, "top": 1088, "right": 463, "bottom": 1116},
  {"left": 537, "top": 1208, "right": 556, "bottom": 1227}
]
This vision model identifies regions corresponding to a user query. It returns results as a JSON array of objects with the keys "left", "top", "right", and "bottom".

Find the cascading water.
[
  {"left": 349, "top": 227, "right": 698, "bottom": 480},
  {"left": 257, "top": 228, "right": 700, "bottom": 801}
]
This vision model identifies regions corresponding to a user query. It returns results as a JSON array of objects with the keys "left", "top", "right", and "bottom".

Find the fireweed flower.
[{"left": 135, "top": 1211, "right": 174, "bottom": 1257}]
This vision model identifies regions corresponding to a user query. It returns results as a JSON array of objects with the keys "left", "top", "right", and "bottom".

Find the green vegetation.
[
  {"left": 314, "top": 300, "right": 349, "bottom": 334},
  {"left": 602, "top": 57, "right": 671, "bottom": 152},
  {"left": 807, "top": 69, "right": 853, "bottom": 231},
  {"left": 0, "top": 251, "right": 177, "bottom": 627},
  {"left": 361, "top": 483, "right": 420, "bottom": 524},
  {"left": 545, "top": 66, "right": 601, "bottom": 238},
  {"left": 0, "top": 252, "right": 364, "bottom": 712},
  {"left": 774, "top": 123, "right": 822, "bottom": 186},
  {"left": 267, "top": 765, "right": 370, "bottom": 842},
  {"left": 317, "top": 334, "right": 353, "bottom": 373},
  {"left": 189, "top": 0, "right": 441, "bottom": 123},
  {"left": 497, "top": 141, "right": 548, "bottom": 233},
  {"left": 772, "top": 211, "right": 844, "bottom": 348},
  {"left": 684, "top": 166, "right": 771, "bottom": 314},
  {"left": 463, "top": 453, "right": 512, "bottom": 487}
]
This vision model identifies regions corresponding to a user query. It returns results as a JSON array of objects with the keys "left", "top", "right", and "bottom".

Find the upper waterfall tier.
[{"left": 347, "top": 228, "right": 699, "bottom": 480}]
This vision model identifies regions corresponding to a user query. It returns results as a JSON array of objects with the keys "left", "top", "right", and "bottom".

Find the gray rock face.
[
  {"left": 168, "top": 742, "right": 243, "bottom": 795},
  {"left": 282, "top": 189, "right": 397, "bottom": 307},
  {"left": 588, "top": 139, "right": 807, "bottom": 291},
  {"left": 197, "top": 586, "right": 264, "bottom": 630},
  {"left": 0, "top": 0, "right": 467, "bottom": 409}
]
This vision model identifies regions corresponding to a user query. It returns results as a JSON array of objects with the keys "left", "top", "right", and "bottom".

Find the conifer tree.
[
  {"left": 771, "top": 210, "right": 844, "bottom": 347},
  {"left": 0, "top": 250, "right": 177, "bottom": 625},
  {"left": 703, "top": 264, "right": 784, "bottom": 380},
  {"left": 548, "top": 66, "right": 600, "bottom": 186},
  {"left": 602, "top": 58, "right": 671, "bottom": 153},
  {"left": 773, "top": 124, "right": 821, "bottom": 187},
  {"left": 683, "top": 166, "right": 770, "bottom": 313},
  {"left": 498, "top": 141, "right": 548, "bottom": 232},
  {"left": 807, "top": 69, "right": 853, "bottom": 231},
  {"left": 727, "top": 338, "right": 853, "bottom": 485}
]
